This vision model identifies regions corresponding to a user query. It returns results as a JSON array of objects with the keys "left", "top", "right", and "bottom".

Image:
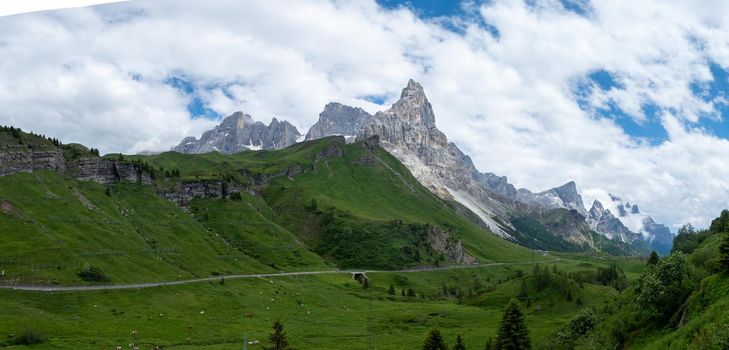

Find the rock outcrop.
[
  {"left": 173, "top": 112, "right": 302, "bottom": 154},
  {"left": 0, "top": 142, "right": 152, "bottom": 186},
  {"left": 0, "top": 145, "right": 66, "bottom": 176},
  {"left": 517, "top": 181, "right": 588, "bottom": 217},
  {"left": 426, "top": 226, "right": 476, "bottom": 265},
  {"left": 71, "top": 158, "right": 153, "bottom": 185},
  {"left": 305, "top": 103, "right": 372, "bottom": 142}
]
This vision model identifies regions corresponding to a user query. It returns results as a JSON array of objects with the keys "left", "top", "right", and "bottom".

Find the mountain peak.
[
  {"left": 173, "top": 112, "right": 301, "bottom": 154},
  {"left": 385, "top": 79, "right": 436, "bottom": 128},
  {"left": 403, "top": 79, "right": 425, "bottom": 96},
  {"left": 589, "top": 199, "right": 605, "bottom": 215},
  {"left": 557, "top": 181, "right": 577, "bottom": 191},
  {"left": 305, "top": 102, "right": 373, "bottom": 141}
]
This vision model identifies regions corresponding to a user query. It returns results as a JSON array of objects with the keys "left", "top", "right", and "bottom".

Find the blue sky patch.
[
  {"left": 574, "top": 72, "right": 667, "bottom": 144},
  {"left": 689, "top": 63, "right": 729, "bottom": 138},
  {"left": 360, "top": 94, "right": 389, "bottom": 105},
  {"left": 164, "top": 76, "right": 219, "bottom": 120},
  {"left": 376, "top": 0, "right": 500, "bottom": 38},
  {"left": 588, "top": 69, "right": 622, "bottom": 90},
  {"left": 377, "top": 0, "right": 468, "bottom": 18}
]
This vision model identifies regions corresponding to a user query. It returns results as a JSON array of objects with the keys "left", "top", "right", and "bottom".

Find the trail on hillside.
[{"left": 0, "top": 259, "right": 559, "bottom": 292}]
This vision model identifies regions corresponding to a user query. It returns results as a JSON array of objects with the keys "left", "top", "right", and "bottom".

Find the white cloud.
[{"left": 1, "top": 0, "right": 729, "bottom": 229}]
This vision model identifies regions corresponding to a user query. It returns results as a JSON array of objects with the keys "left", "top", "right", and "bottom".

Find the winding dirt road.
[{"left": 0, "top": 259, "right": 559, "bottom": 292}]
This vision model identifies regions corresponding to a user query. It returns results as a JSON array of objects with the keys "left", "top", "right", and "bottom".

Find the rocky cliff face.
[
  {"left": 595, "top": 195, "right": 673, "bottom": 253},
  {"left": 476, "top": 173, "right": 518, "bottom": 200},
  {"left": 426, "top": 225, "right": 476, "bottom": 265},
  {"left": 305, "top": 102, "right": 372, "bottom": 142},
  {"left": 587, "top": 200, "right": 641, "bottom": 243},
  {"left": 71, "top": 158, "right": 153, "bottom": 185},
  {"left": 173, "top": 112, "right": 302, "bottom": 154},
  {"left": 159, "top": 181, "right": 245, "bottom": 207},
  {"left": 0, "top": 145, "right": 66, "bottom": 176},
  {"left": 517, "top": 181, "right": 588, "bottom": 217},
  {"left": 356, "top": 80, "right": 515, "bottom": 237},
  {"left": 0, "top": 141, "right": 152, "bottom": 185}
]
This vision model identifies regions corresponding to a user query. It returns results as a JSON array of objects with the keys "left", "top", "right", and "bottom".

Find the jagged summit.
[
  {"left": 382, "top": 79, "right": 437, "bottom": 129},
  {"left": 173, "top": 112, "right": 301, "bottom": 154},
  {"left": 305, "top": 102, "right": 372, "bottom": 142},
  {"left": 587, "top": 199, "right": 641, "bottom": 243},
  {"left": 169, "top": 78, "right": 671, "bottom": 254}
]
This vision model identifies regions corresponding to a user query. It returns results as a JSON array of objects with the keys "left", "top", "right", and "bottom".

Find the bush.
[
  {"left": 11, "top": 328, "right": 46, "bottom": 345},
  {"left": 78, "top": 264, "right": 109, "bottom": 282},
  {"left": 634, "top": 253, "right": 690, "bottom": 319}
]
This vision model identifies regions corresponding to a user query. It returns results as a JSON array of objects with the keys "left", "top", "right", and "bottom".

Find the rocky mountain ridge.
[
  {"left": 305, "top": 102, "right": 372, "bottom": 142},
  {"left": 173, "top": 112, "right": 301, "bottom": 154},
  {"left": 170, "top": 80, "right": 671, "bottom": 254}
]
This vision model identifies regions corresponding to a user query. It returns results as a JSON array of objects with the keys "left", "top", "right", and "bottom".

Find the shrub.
[
  {"left": 77, "top": 264, "right": 109, "bottom": 282},
  {"left": 11, "top": 328, "right": 46, "bottom": 345},
  {"left": 634, "top": 253, "right": 690, "bottom": 319}
]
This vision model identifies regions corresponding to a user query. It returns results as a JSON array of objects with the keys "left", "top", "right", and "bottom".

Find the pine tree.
[
  {"left": 264, "top": 320, "right": 292, "bottom": 350},
  {"left": 422, "top": 328, "right": 447, "bottom": 350},
  {"left": 453, "top": 334, "right": 466, "bottom": 350},
  {"left": 647, "top": 251, "right": 659, "bottom": 266},
  {"left": 495, "top": 301, "right": 530, "bottom": 350},
  {"left": 387, "top": 284, "right": 396, "bottom": 295},
  {"left": 105, "top": 187, "right": 112, "bottom": 197}
]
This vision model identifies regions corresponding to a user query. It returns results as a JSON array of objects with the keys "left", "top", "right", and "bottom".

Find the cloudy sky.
[{"left": 2, "top": 0, "right": 729, "bottom": 230}]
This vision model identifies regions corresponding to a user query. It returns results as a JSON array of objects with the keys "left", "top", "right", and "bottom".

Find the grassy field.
[
  {"left": 0, "top": 256, "right": 638, "bottom": 349},
  {"left": 0, "top": 132, "right": 651, "bottom": 348}
]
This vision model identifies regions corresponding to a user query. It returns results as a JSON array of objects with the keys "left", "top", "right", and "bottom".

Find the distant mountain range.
[{"left": 171, "top": 79, "right": 673, "bottom": 254}]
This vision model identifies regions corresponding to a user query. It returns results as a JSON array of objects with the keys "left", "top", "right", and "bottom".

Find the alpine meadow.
[{"left": 2, "top": 1, "right": 729, "bottom": 349}]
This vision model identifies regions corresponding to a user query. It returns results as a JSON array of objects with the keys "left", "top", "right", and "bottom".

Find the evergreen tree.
[
  {"left": 422, "top": 328, "right": 447, "bottom": 350},
  {"left": 647, "top": 251, "right": 660, "bottom": 266},
  {"left": 453, "top": 334, "right": 466, "bottom": 350},
  {"left": 264, "top": 320, "right": 292, "bottom": 350},
  {"left": 387, "top": 284, "right": 396, "bottom": 295},
  {"left": 710, "top": 210, "right": 729, "bottom": 234},
  {"left": 720, "top": 234, "right": 729, "bottom": 272},
  {"left": 104, "top": 187, "right": 112, "bottom": 197},
  {"left": 495, "top": 301, "right": 530, "bottom": 350},
  {"left": 484, "top": 337, "right": 495, "bottom": 350},
  {"left": 517, "top": 279, "right": 528, "bottom": 301}
]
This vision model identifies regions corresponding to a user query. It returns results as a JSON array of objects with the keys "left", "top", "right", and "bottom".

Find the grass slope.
[
  {"left": 0, "top": 171, "right": 276, "bottom": 284},
  {"left": 0, "top": 259, "right": 637, "bottom": 349},
  {"left": 130, "top": 137, "right": 535, "bottom": 267}
]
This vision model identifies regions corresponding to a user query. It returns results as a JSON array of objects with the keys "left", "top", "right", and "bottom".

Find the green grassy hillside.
[
  {"left": 0, "top": 258, "right": 640, "bottom": 349},
  {"left": 0, "top": 171, "right": 281, "bottom": 284},
  {"left": 129, "top": 137, "right": 536, "bottom": 267},
  {"left": 541, "top": 210, "right": 729, "bottom": 349},
  {"left": 0, "top": 128, "right": 655, "bottom": 349}
]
